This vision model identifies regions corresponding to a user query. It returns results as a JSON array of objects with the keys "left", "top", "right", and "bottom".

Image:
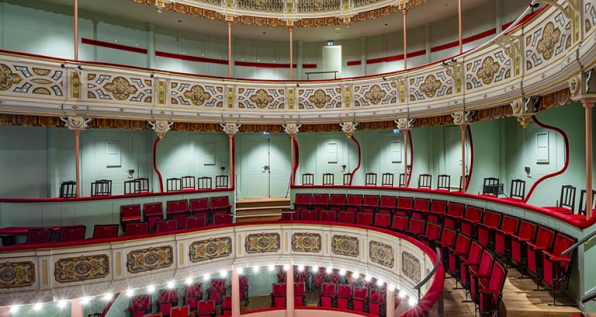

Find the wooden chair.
[
  {"left": 302, "top": 173, "right": 314, "bottom": 186},
  {"left": 482, "top": 177, "right": 500, "bottom": 196},
  {"left": 91, "top": 179, "right": 112, "bottom": 196},
  {"left": 166, "top": 178, "right": 182, "bottom": 192},
  {"left": 459, "top": 175, "right": 469, "bottom": 191},
  {"left": 181, "top": 176, "right": 195, "bottom": 190},
  {"left": 418, "top": 174, "right": 432, "bottom": 189},
  {"left": 578, "top": 189, "right": 596, "bottom": 216},
  {"left": 216, "top": 175, "right": 229, "bottom": 188},
  {"left": 343, "top": 173, "right": 352, "bottom": 185},
  {"left": 365, "top": 173, "right": 377, "bottom": 186},
  {"left": 399, "top": 173, "right": 406, "bottom": 187},
  {"left": 322, "top": 173, "right": 334, "bottom": 186},
  {"left": 198, "top": 177, "right": 213, "bottom": 189},
  {"left": 437, "top": 174, "right": 451, "bottom": 191},
  {"left": 381, "top": 173, "right": 394, "bottom": 186},
  {"left": 509, "top": 179, "right": 526, "bottom": 201},
  {"left": 544, "top": 185, "right": 576, "bottom": 214},
  {"left": 59, "top": 181, "right": 76, "bottom": 198}
]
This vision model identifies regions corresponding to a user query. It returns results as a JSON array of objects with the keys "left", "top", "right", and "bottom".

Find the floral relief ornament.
[
  {"left": 103, "top": 76, "right": 138, "bottom": 100},
  {"left": 364, "top": 84, "right": 387, "bottom": 105},
  {"left": 0, "top": 63, "right": 23, "bottom": 91},
  {"left": 184, "top": 85, "right": 212, "bottom": 106},
  {"left": 476, "top": 56, "right": 501, "bottom": 85},
  {"left": 340, "top": 121, "right": 358, "bottom": 139},
  {"left": 451, "top": 111, "right": 474, "bottom": 125},
  {"left": 221, "top": 123, "right": 242, "bottom": 136},
  {"left": 249, "top": 89, "right": 275, "bottom": 109},
  {"left": 537, "top": 22, "right": 561, "bottom": 61},
  {"left": 395, "top": 118, "right": 415, "bottom": 130},
  {"left": 419, "top": 74, "right": 442, "bottom": 98},
  {"left": 283, "top": 123, "right": 301, "bottom": 137},
  {"left": 149, "top": 120, "right": 173, "bottom": 139},
  {"left": 61, "top": 116, "right": 92, "bottom": 131},
  {"left": 309, "top": 89, "right": 332, "bottom": 108}
]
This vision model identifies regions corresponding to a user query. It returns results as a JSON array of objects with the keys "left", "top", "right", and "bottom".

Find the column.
[
  {"left": 360, "top": 37, "right": 367, "bottom": 76},
  {"left": 424, "top": 24, "right": 431, "bottom": 64},
  {"left": 386, "top": 288, "right": 395, "bottom": 317},
  {"left": 231, "top": 268, "right": 241, "bottom": 317},
  {"left": 582, "top": 99, "right": 595, "bottom": 218},
  {"left": 147, "top": 23, "right": 156, "bottom": 69},
  {"left": 495, "top": 0, "right": 503, "bottom": 33},
  {"left": 284, "top": 124, "right": 301, "bottom": 186},
  {"left": 451, "top": 111, "right": 473, "bottom": 192},
  {"left": 403, "top": 130, "right": 409, "bottom": 186},
  {"left": 149, "top": 120, "right": 173, "bottom": 193},
  {"left": 222, "top": 123, "right": 241, "bottom": 189},
  {"left": 74, "top": 0, "right": 79, "bottom": 60},
  {"left": 286, "top": 266, "right": 295, "bottom": 317},
  {"left": 458, "top": 0, "right": 463, "bottom": 54},
  {"left": 227, "top": 21, "right": 233, "bottom": 77},
  {"left": 71, "top": 299, "right": 83, "bottom": 317},
  {"left": 297, "top": 41, "right": 303, "bottom": 80},
  {"left": 402, "top": 10, "right": 408, "bottom": 70},
  {"left": 62, "top": 117, "right": 91, "bottom": 197},
  {"left": 289, "top": 27, "right": 294, "bottom": 80}
]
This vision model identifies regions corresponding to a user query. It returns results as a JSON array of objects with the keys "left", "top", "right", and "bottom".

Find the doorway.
[{"left": 237, "top": 134, "right": 291, "bottom": 199}]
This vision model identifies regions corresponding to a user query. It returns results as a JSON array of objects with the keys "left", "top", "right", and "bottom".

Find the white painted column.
[
  {"left": 147, "top": 23, "right": 156, "bottom": 69},
  {"left": 231, "top": 268, "right": 241, "bottom": 317},
  {"left": 227, "top": 21, "right": 233, "bottom": 77},
  {"left": 402, "top": 10, "right": 408, "bottom": 69},
  {"left": 286, "top": 266, "right": 295, "bottom": 317},
  {"left": 74, "top": 0, "right": 79, "bottom": 60},
  {"left": 289, "top": 27, "right": 294, "bottom": 80}
]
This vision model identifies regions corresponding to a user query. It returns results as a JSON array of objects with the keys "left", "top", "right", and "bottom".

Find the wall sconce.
[
  {"left": 341, "top": 164, "right": 347, "bottom": 172},
  {"left": 406, "top": 165, "right": 412, "bottom": 173},
  {"left": 525, "top": 166, "right": 532, "bottom": 178},
  {"left": 127, "top": 169, "right": 135, "bottom": 179},
  {"left": 220, "top": 166, "right": 226, "bottom": 175}
]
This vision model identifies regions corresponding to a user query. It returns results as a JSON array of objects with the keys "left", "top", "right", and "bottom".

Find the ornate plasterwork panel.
[
  {"left": 86, "top": 73, "right": 153, "bottom": 103},
  {"left": 126, "top": 246, "right": 173, "bottom": 273},
  {"left": 353, "top": 83, "right": 397, "bottom": 107},
  {"left": 585, "top": 1, "right": 596, "bottom": 35},
  {"left": 402, "top": 251, "right": 421, "bottom": 284},
  {"left": 189, "top": 237, "right": 233, "bottom": 262},
  {"left": 170, "top": 82, "right": 224, "bottom": 107},
  {"left": 409, "top": 71, "right": 452, "bottom": 101},
  {"left": 245, "top": 233, "right": 281, "bottom": 253},
  {"left": 0, "top": 63, "right": 63, "bottom": 97},
  {"left": 0, "top": 261, "right": 35, "bottom": 288},
  {"left": 237, "top": 88, "right": 285, "bottom": 109},
  {"left": 291, "top": 232, "right": 322, "bottom": 253},
  {"left": 466, "top": 50, "right": 512, "bottom": 90},
  {"left": 54, "top": 255, "right": 109, "bottom": 283},
  {"left": 525, "top": 12, "right": 572, "bottom": 71},
  {"left": 298, "top": 87, "right": 342, "bottom": 109},
  {"left": 369, "top": 241, "right": 394, "bottom": 268},
  {"left": 331, "top": 235, "right": 359, "bottom": 257}
]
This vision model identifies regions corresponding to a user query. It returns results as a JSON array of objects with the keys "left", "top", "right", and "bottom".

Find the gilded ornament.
[
  {"left": 189, "top": 237, "right": 233, "bottom": 262},
  {"left": 308, "top": 89, "right": 332, "bottom": 108},
  {"left": 126, "top": 246, "right": 173, "bottom": 273},
  {"left": 419, "top": 75, "right": 442, "bottom": 98},
  {"left": 291, "top": 233, "right": 322, "bottom": 253},
  {"left": 184, "top": 85, "right": 212, "bottom": 106},
  {"left": 0, "top": 261, "right": 35, "bottom": 288},
  {"left": 476, "top": 56, "right": 501, "bottom": 85},
  {"left": 0, "top": 64, "right": 23, "bottom": 91},
  {"left": 54, "top": 255, "right": 109, "bottom": 283},
  {"left": 537, "top": 22, "right": 561, "bottom": 61},
  {"left": 249, "top": 89, "right": 275, "bottom": 108},
  {"left": 364, "top": 84, "right": 386, "bottom": 105},
  {"left": 245, "top": 233, "right": 281, "bottom": 253},
  {"left": 331, "top": 235, "right": 359, "bottom": 257},
  {"left": 402, "top": 251, "right": 421, "bottom": 284},
  {"left": 104, "top": 76, "right": 138, "bottom": 100}
]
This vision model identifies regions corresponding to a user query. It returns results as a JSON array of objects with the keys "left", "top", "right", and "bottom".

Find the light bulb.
[
  {"left": 220, "top": 270, "right": 228, "bottom": 278},
  {"left": 283, "top": 264, "right": 289, "bottom": 271},
  {"left": 297, "top": 265, "right": 304, "bottom": 272},
  {"left": 408, "top": 297, "right": 417, "bottom": 306},
  {"left": 33, "top": 302, "right": 43, "bottom": 311},
  {"left": 352, "top": 271, "right": 359, "bottom": 279},
  {"left": 185, "top": 277, "right": 193, "bottom": 285},
  {"left": 325, "top": 267, "right": 332, "bottom": 274},
  {"left": 167, "top": 280, "right": 175, "bottom": 289},
  {"left": 365, "top": 275, "right": 372, "bottom": 282},
  {"left": 237, "top": 267, "right": 244, "bottom": 275},
  {"left": 57, "top": 300, "right": 67, "bottom": 308},
  {"left": 312, "top": 266, "right": 319, "bottom": 272},
  {"left": 268, "top": 264, "right": 275, "bottom": 272},
  {"left": 398, "top": 291, "right": 406, "bottom": 298},
  {"left": 126, "top": 289, "right": 135, "bottom": 297},
  {"left": 388, "top": 284, "right": 396, "bottom": 291},
  {"left": 103, "top": 292, "right": 114, "bottom": 301},
  {"left": 339, "top": 269, "right": 346, "bottom": 276},
  {"left": 253, "top": 266, "right": 260, "bottom": 273},
  {"left": 376, "top": 279, "right": 384, "bottom": 287},
  {"left": 9, "top": 305, "right": 20, "bottom": 313},
  {"left": 81, "top": 297, "right": 91, "bottom": 305},
  {"left": 147, "top": 285, "right": 155, "bottom": 293},
  {"left": 203, "top": 273, "right": 211, "bottom": 280}
]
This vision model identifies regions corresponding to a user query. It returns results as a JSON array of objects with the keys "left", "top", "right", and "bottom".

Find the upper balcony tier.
[{"left": 1, "top": 0, "right": 596, "bottom": 124}]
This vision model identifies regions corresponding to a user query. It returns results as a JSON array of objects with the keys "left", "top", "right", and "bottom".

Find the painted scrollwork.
[
  {"left": 419, "top": 75, "right": 443, "bottom": 98},
  {"left": 291, "top": 233, "right": 322, "bottom": 253},
  {"left": 476, "top": 56, "right": 501, "bottom": 85},
  {"left": 331, "top": 235, "right": 359, "bottom": 257},
  {"left": 364, "top": 84, "right": 387, "bottom": 105},
  {"left": 0, "top": 63, "right": 23, "bottom": 91},
  {"left": 61, "top": 116, "right": 92, "bottom": 131},
  {"left": 369, "top": 241, "right": 394, "bottom": 268},
  {"left": 249, "top": 89, "right": 275, "bottom": 109},
  {"left": 54, "top": 255, "right": 109, "bottom": 283},
  {"left": 189, "top": 237, "right": 233, "bottom": 262},
  {"left": 309, "top": 89, "right": 333, "bottom": 108},
  {"left": 184, "top": 85, "right": 212, "bottom": 106},
  {"left": 402, "top": 251, "right": 421, "bottom": 284},
  {"left": 340, "top": 121, "right": 358, "bottom": 138},
  {"left": 104, "top": 76, "right": 139, "bottom": 100},
  {"left": 126, "top": 246, "right": 173, "bottom": 273},
  {"left": 149, "top": 120, "right": 174, "bottom": 139},
  {"left": 0, "top": 261, "right": 35, "bottom": 288},
  {"left": 537, "top": 22, "right": 561, "bottom": 61},
  {"left": 245, "top": 233, "right": 281, "bottom": 253}
]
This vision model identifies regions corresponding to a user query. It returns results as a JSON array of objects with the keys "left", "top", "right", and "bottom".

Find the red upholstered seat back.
[
  {"left": 132, "top": 295, "right": 152, "bottom": 309},
  {"left": 197, "top": 300, "right": 215, "bottom": 313},
  {"left": 338, "top": 285, "right": 352, "bottom": 297},
  {"left": 223, "top": 295, "right": 232, "bottom": 308},
  {"left": 295, "top": 194, "right": 312, "bottom": 204},
  {"left": 210, "top": 279, "right": 226, "bottom": 291},
  {"left": 144, "top": 202, "right": 163, "bottom": 216},
  {"left": 518, "top": 220, "right": 538, "bottom": 240},
  {"left": 424, "top": 222, "right": 442, "bottom": 240},
  {"left": 430, "top": 200, "right": 448, "bottom": 213},
  {"left": 121, "top": 204, "right": 141, "bottom": 221},
  {"left": 413, "top": 198, "right": 431, "bottom": 211},
  {"left": 500, "top": 215, "right": 520, "bottom": 233},
  {"left": 440, "top": 228, "right": 456, "bottom": 246},
  {"left": 338, "top": 211, "right": 355, "bottom": 223},
  {"left": 240, "top": 276, "right": 248, "bottom": 287},
  {"left": 464, "top": 206, "right": 483, "bottom": 221},
  {"left": 397, "top": 197, "right": 413, "bottom": 209},
  {"left": 125, "top": 222, "right": 148, "bottom": 236},
  {"left": 482, "top": 211, "right": 502, "bottom": 227},
  {"left": 330, "top": 194, "right": 346, "bottom": 205},
  {"left": 186, "top": 284, "right": 202, "bottom": 297},
  {"left": 189, "top": 198, "right": 209, "bottom": 211},
  {"left": 93, "top": 224, "right": 119, "bottom": 239},
  {"left": 319, "top": 210, "right": 336, "bottom": 222},
  {"left": 391, "top": 215, "right": 409, "bottom": 231},
  {"left": 59, "top": 226, "right": 86, "bottom": 242},
  {"left": 294, "top": 283, "right": 305, "bottom": 295},
  {"left": 467, "top": 242, "right": 483, "bottom": 263},
  {"left": 157, "top": 219, "right": 178, "bottom": 232},
  {"left": 353, "top": 286, "right": 368, "bottom": 299},
  {"left": 446, "top": 203, "right": 465, "bottom": 217},
  {"left": 272, "top": 283, "right": 286, "bottom": 295},
  {"left": 159, "top": 289, "right": 178, "bottom": 302},
  {"left": 26, "top": 229, "right": 51, "bottom": 244},
  {"left": 535, "top": 227, "right": 556, "bottom": 249},
  {"left": 213, "top": 214, "right": 233, "bottom": 225},
  {"left": 170, "top": 306, "right": 190, "bottom": 317},
  {"left": 454, "top": 234, "right": 471, "bottom": 254},
  {"left": 551, "top": 234, "right": 575, "bottom": 260},
  {"left": 211, "top": 196, "right": 230, "bottom": 208},
  {"left": 363, "top": 195, "right": 380, "bottom": 206},
  {"left": 380, "top": 196, "right": 397, "bottom": 208},
  {"left": 313, "top": 194, "right": 329, "bottom": 204},
  {"left": 299, "top": 210, "right": 318, "bottom": 221},
  {"left": 186, "top": 216, "right": 207, "bottom": 229},
  {"left": 346, "top": 194, "right": 363, "bottom": 206},
  {"left": 321, "top": 283, "right": 336, "bottom": 295},
  {"left": 370, "top": 289, "right": 385, "bottom": 303},
  {"left": 409, "top": 218, "right": 426, "bottom": 235},
  {"left": 374, "top": 213, "right": 391, "bottom": 227},
  {"left": 167, "top": 200, "right": 188, "bottom": 213}
]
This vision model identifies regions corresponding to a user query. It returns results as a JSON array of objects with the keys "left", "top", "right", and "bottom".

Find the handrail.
[
  {"left": 583, "top": 289, "right": 596, "bottom": 303},
  {"left": 413, "top": 247, "right": 442, "bottom": 303},
  {"left": 305, "top": 70, "right": 338, "bottom": 79},
  {"left": 561, "top": 228, "right": 596, "bottom": 256}
]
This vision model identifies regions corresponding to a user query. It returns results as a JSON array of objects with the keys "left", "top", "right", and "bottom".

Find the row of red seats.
[{"left": 120, "top": 196, "right": 232, "bottom": 231}]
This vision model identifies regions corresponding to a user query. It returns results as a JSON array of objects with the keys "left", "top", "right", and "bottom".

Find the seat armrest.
[{"left": 479, "top": 289, "right": 501, "bottom": 295}]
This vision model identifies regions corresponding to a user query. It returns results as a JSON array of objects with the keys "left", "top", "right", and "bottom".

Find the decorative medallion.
[
  {"left": 402, "top": 251, "right": 421, "bottom": 284},
  {"left": 537, "top": 22, "right": 561, "bottom": 61},
  {"left": 331, "top": 235, "right": 359, "bottom": 257},
  {"left": 308, "top": 89, "right": 332, "bottom": 108},
  {"left": 245, "top": 233, "right": 281, "bottom": 253},
  {"left": 0, "top": 261, "right": 35, "bottom": 288},
  {"left": 369, "top": 241, "right": 394, "bottom": 268},
  {"left": 364, "top": 84, "right": 386, "bottom": 105},
  {"left": 291, "top": 233, "right": 322, "bottom": 253},
  {"left": 189, "top": 237, "right": 233, "bottom": 262},
  {"left": 283, "top": 123, "right": 301, "bottom": 137},
  {"left": 0, "top": 64, "right": 23, "bottom": 91},
  {"left": 419, "top": 74, "right": 442, "bottom": 98},
  {"left": 184, "top": 85, "right": 212, "bottom": 106},
  {"left": 126, "top": 246, "right": 173, "bottom": 273},
  {"left": 104, "top": 76, "right": 138, "bottom": 100},
  {"left": 149, "top": 120, "right": 173, "bottom": 139},
  {"left": 249, "top": 89, "right": 275, "bottom": 109},
  {"left": 340, "top": 121, "right": 358, "bottom": 138},
  {"left": 54, "top": 255, "right": 109, "bottom": 283},
  {"left": 476, "top": 56, "right": 501, "bottom": 85}
]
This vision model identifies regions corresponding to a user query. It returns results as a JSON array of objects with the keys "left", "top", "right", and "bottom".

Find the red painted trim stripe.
[
  {"left": 347, "top": 60, "right": 362, "bottom": 66},
  {"left": 349, "top": 136, "right": 361, "bottom": 186},
  {"left": 235, "top": 61, "right": 298, "bottom": 68},
  {"left": 292, "top": 138, "right": 300, "bottom": 186},
  {"left": 406, "top": 130, "right": 413, "bottom": 187},
  {"left": 366, "top": 49, "right": 426, "bottom": 65},
  {"left": 153, "top": 138, "right": 164, "bottom": 193},
  {"left": 465, "top": 125, "right": 474, "bottom": 192},
  {"left": 302, "top": 64, "right": 317, "bottom": 69},
  {"left": 81, "top": 38, "right": 147, "bottom": 54},
  {"left": 156, "top": 50, "right": 228, "bottom": 65},
  {"left": 431, "top": 28, "right": 497, "bottom": 53}
]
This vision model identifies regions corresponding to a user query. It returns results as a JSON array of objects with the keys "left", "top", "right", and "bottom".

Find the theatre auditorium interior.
[{"left": 2, "top": 0, "right": 596, "bottom": 316}]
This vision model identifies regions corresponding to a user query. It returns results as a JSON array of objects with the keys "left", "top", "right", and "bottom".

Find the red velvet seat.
[
  {"left": 313, "top": 267, "right": 326, "bottom": 288},
  {"left": 212, "top": 213, "right": 233, "bottom": 226},
  {"left": 346, "top": 194, "right": 363, "bottom": 212},
  {"left": 196, "top": 300, "right": 215, "bottom": 317},
  {"left": 167, "top": 200, "right": 189, "bottom": 229},
  {"left": 338, "top": 211, "right": 355, "bottom": 223},
  {"left": 270, "top": 283, "right": 286, "bottom": 307},
  {"left": 459, "top": 206, "right": 484, "bottom": 237},
  {"left": 186, "top": 216, "right": 207, "bottom": 229},
  {"left": 460, "top": 241, "right": 483, "bottom": 299},
  {"left": 126, "top": 295, "right": 153, "bottom": 317},
  {"left": 336, "top": 284, "right": 352, "bottom": 309},
  {"left": 210, "top": 196, "right": 232, "bottom": 215},
  {"left": 469, "top": 250, "right": 495, "bottom": 304},
  {"left": 125, "top": 222, "right": 149, "bottom": 236},
  {"left": 120, "top": 204, "right": 142, "bottom": 228},
  {"left": 435, "top": 227, "right": 457, "bottom": 252},
  {"left": 373, "top": 213, "right": 391, "bottom": 228},
  {"left": 510, "top": 220, "right": 538, "bottom": 266},
  {"left": 329, "top": 194, "right": 347, "bottom": 211},
  {"left": 352, "top": 286, "right": 368, "bottom": 312},
  {"left": 156, "top": 219, "right": 178, "bottom": 233},
  {"left": 478, "top": 260, "right": 507, "bottom": 317},
  {"left": 362, "top": 195, "right": 380, "bottom": 213},
  {"left": 476, "top": 210, "right": 503, "bottom": 247},
  {"left": 144, "top": 202, "right": 164, "bottom": 231},
  {"left": 542, "top": 233, "right": 575, "bottom": 305},
  {"left": 409, "top": 198, "right": 431, "bottom": 219},
  {"left": 312, "top": 194, "right": 330, "bottom": 210},
  {"left": 390, "top": 215, "right": 409, "bottom": 232},
  {"left": 157, "top": 289, "right": 178, "bottom": 317},
  {"left": 294, "top": 282, "right": 306, "bottom": 306},
  {"left": 207, "top": 279, "right": 226, "bottom": 305},
  {"left": 525, "top": 226, "right": 555, "bottom": 280},
  {"left": 183, "top": 284, "right": 202, "bottom": 311},
  {"left": 294, "top": 194, "right": 313, "bottom": 210},
  {"left": 170, "top": 306, "right": 190, "bottom": 317},
  {"left": 377, "top": 195, "right": 397, "bottom": 214},
  {"left": 407, "top": 218, "right": 426, "bottom": 237},
  {"left": 319, "top": 283, "right": 337, "bottom": 307},
  {"left": 26, "top": 228, "right": 51, "bottom": 244},
  {"left": 299, "top": 210, "right": 318, "bottom": 221},
  {"left": 493, "top": 215, "right": 520, "bottom": 260},
  {"left": 368, "top": 288, "right": 385, "bottom": 316},
  {"left": 356, "top": 210, "right": 373, "bottom": 226},
  {"left": 58, "top": 225, "right": 86, "bottom": 242},
  {"left": 394, "top": 196, "right": 414, "bottom": 216},
  {"left": 221, "top": 296, "right": 231, "bottom": 316},
  {"left": 443, "top": 202, "right": 465, "bottom": 229},
  {"left": 189, "top": 198, "right": 210, "bottom": 218},
  {"left": 426, "top": 200, "right": 448, "bottom": 223},
  {"left": 281, "top": 209, "right": 297, "bottom": 221},
  {"left": 319, "top": 210, "right": 337, "bottom": 222},
  {"left": 448, "top": 233, "right": 471, "bottom": 278},
  {"left": 419, "top": 222, "right": 442, "bottom": 246},
  {"left": 92, "top": 224, "right": 119, "bottom": 239}
]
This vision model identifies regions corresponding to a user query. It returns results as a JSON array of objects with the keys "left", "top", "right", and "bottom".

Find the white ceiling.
[{"left": 39, "top": 0, "right": 491, "bottom": 42}]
